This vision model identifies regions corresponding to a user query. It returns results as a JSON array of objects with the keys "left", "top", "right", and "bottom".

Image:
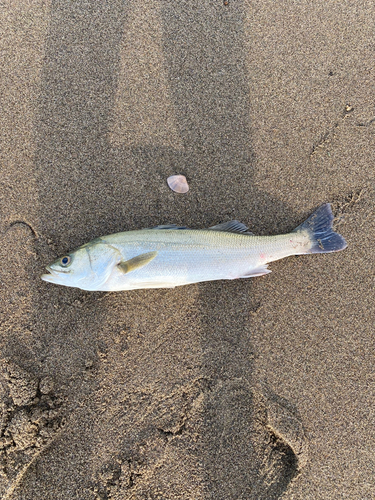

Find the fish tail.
[{"left": 293, "top": 204, "right": 347, "bottom": 253}]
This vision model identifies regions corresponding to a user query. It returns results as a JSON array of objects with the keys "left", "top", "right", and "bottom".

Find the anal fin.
[{"left": 240, "top": 264, "right": 271, "bottom": 278}]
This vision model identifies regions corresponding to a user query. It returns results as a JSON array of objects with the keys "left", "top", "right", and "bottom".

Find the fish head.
[{"left": 41, "top": 240, "right": 121, "bottom": 290}]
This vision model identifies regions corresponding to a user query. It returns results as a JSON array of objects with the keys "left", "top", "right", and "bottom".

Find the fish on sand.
[{"left": 42, "top": 204, "right": 346, "bottom": 291}]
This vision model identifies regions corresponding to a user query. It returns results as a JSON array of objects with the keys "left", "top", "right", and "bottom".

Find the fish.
[{"left": 41, "top": 204, "right": 347, "bottom": 292}]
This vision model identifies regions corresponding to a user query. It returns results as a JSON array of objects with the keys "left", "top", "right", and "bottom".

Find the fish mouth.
[{"left": 41, "top": 266, "right": 70, "bottom": 283}]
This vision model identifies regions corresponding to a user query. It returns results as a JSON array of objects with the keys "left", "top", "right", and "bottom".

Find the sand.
[{"left": 0, "top": 0, "right": 374, "bottom": 498}]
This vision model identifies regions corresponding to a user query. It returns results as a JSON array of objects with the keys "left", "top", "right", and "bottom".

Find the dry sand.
[{"left": 0, "top": 1, "right": 374, "bottom": 499}]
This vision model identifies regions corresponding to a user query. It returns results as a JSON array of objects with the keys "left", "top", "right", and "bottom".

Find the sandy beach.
[{"left": 0, "top": 1, "right": 374, "bottom": 498}]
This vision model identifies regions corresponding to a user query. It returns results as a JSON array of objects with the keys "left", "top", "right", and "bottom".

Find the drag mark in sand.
[
  {"left": 310, "top": 104, "right": 354, "bottom": 157},
  {"left": 357, "top": 117, "right": 375, "bottom": 127},
  {"left": 2, "top": 432, "right": 63, "bottom": 500},
  {"left": 332, "top": 188, "right": 365, "bottom": 225},
  {"left": 7, "top": 221, "right": 38, "bottom": 239}
]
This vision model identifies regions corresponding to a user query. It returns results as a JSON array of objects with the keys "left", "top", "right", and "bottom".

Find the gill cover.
[{"left": 42, "top": 240, "right": 121, "bottom": 291}]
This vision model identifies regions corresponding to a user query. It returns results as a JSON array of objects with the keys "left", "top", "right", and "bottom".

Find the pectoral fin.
[{"left": 118, "top": 251, "right": 158, "bottom": 274}]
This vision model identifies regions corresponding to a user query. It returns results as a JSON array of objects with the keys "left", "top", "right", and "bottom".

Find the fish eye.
[{"left": 61, "top": 256, "right": 71, "bottom": 267}]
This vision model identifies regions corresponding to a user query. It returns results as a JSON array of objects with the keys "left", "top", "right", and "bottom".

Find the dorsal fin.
[
  {"left": 145, "top": 222, "right": 254, "bottom": 234},
  {"left": 146, "top": 224, "right": 189, "bottom": 230},
  {"left": 208, "top": 220, "right": 254, "bottom": 235}
]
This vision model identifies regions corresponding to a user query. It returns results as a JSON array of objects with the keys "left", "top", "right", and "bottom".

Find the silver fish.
[{"left": 41, "top": 204, "right": 346, "bottom": 291}]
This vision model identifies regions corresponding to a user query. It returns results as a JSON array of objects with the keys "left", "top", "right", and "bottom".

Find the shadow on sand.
[{"left": 2, "top": 1, "right": 305, "bottom": 498}]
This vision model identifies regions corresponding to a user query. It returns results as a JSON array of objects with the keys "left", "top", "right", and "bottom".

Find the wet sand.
[{"left": 0, "top": 1, "right": 374, "bottom": 498}]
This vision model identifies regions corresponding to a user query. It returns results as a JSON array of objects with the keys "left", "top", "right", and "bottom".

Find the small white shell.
[{"left": 167, "top": 175, "right": 189, "bottom": 194}]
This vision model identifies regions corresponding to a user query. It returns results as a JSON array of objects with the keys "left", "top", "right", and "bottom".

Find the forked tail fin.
[{"left": 293, "top": 204, "right": 347, "bottom": 254}]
